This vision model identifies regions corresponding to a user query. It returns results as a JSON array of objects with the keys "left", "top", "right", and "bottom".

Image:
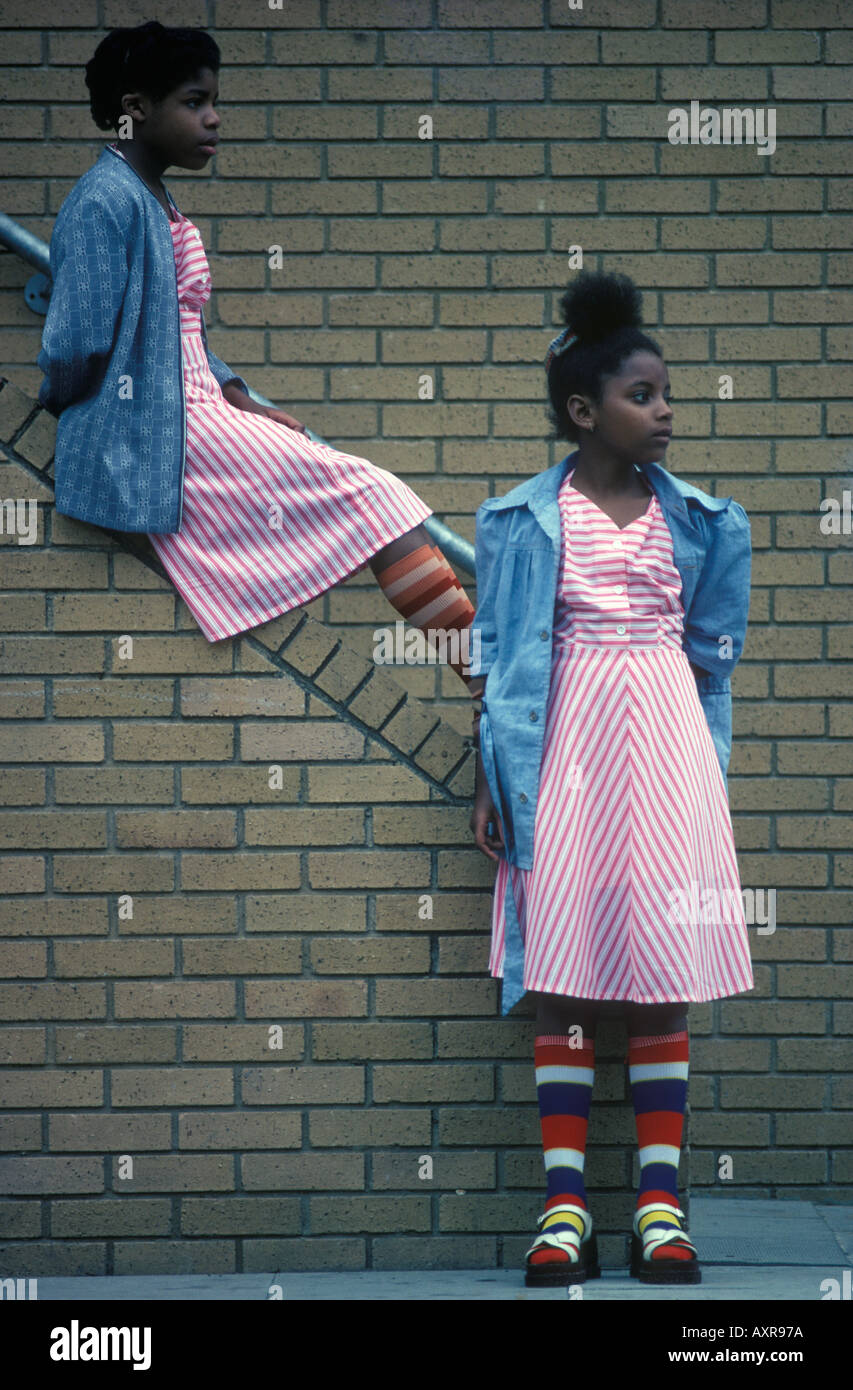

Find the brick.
[
  {"left": 373, "top": 807, "right": 470, "bottom": 845},
  {"left": 110, "top": 1239, "right": 234, "bottom": 1275},
  {"left": 181, "top": 1196, "right": 301, "bottom": 1234},
  {"left": 113, "top": 721, "right": 233, "bottom": 762},
  {"left": 0, "top": 1241, "right": 106, "bottom": 1275},
  {"left": 53, "top": 761, "right": 172, "bottom": 806},
  {"left": 180, "top": 766, "right": 300, "bottom": 804},
  {"left": 0, "top": 937, "right": 45, "bottom": 979},
  {"left": 111, "top": 1069, "right": 233, "bottom": 1108},
  {"left": 245, "top": 807, "right": 363, "bottom": 849},
  {"left": 376, "top": 979, "right": 496, "bottom": 1017},
  {"left": 241, "top": 1065, "right": 364, "bottom": 1105},
  {"left": 310, "top": 1107, "right": 431, "bottom": 1149},
  {"left": 348, "top": 671, "right": 408, "bottom": 728},
  {"left": 307, "top": 765, "right": 428, "bottom": 803},
  {"left": 720, "top": 1001, "right": 826, "bottom": 1033},
  {"left": 665, "top": 0, "right": 766, "bottom": 23},
  {"left": 242, "top": 893, "right": 365, "bottom": 938},
  {"left": 382, "top": 182, "right": 488, "bottom": 216},
  {"left": 373, "top": 1064, "right": 493, "bottom": 1103},
  {"left": 310, "top": 1195, "right": 428, "bottom": 1234},
  {"left": 0, "top": 1201, "right": 41, "bottom": 1239},
  {"left": 51, "top": 1199, "right": 172, "bottom": 1238},
  {"left": 49, "top": 1113, "right": 171, "bottom": 1152},
  {"left": 690, "top": 1114, "right": 770, "bottom": 1145},
  {"left": 0, "top": 982, "right": 106, "bottom": 1021},
  {"left": 244, "top": 1236, "right": 364, "bottom": 1270},
  {"left": 776, "top": 1115, "right": 850, "bottom": 1146},
  {"left": 241, "top": 1153, "right": 362, "bottom": 1194},
  {"left": 241, "top": 721, "right": 364, "bottom": 761},
  {"left": 0, "top": 380, "right": 37, "bottom": 437},
  {"left": 180, "top": 852, "right": 299, "bottom": 892},
  {"left": 121, "top": 899, "right": 234, "bottom": 944},
  {"left": 179, "top": 676, "right": 303, "bottom": 718},
  {"left": 111, "top": 1155, "right": 234, "bottom": 1193},
  {"left": 114, "top": 982, "right": 236, "bottom": 1019},
  {"left": 179, "top": 1111, "right": 301, "bottom": 1150},
  {"left": 327, "top": 69, "right": 432, "bottom": 104},
  {"left": 308, "top": 851, "right": 428, "bottom": 890},
  {"left": 0, "top": 1026, "right": 45, "bottom": 1062},
  {"left": 312, "top": 1022, "right": 432, "bottom": 1061},
  {"left": 245, "top": 981, "right": 367, "bottom": 1018},
  {"left": 373, "top": 1150, "right": 494, "bottom": 1190},
  {"left": 51, "top": 943, "right": 173, "bottom": 982},
  {"left": 0, "top": 1115, "right": 41, "bottom": 1153},
  {"left": 0, "top": 1157, "right": 103, "bottom": 1195},
  {"left": 0, "top": 899, "right": 108, "bottom": 938}
]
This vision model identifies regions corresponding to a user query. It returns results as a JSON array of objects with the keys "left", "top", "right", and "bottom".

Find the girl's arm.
[
  {"left": 468, "top": 504, "right": 505, "bottom": 859},
  {"left": 683, "top": 503, "right": 752, "bottom": 680},
  {"left": 37, "top": 198, "right": 129, "bottom": 418},
  {"left": 468, "top": 502, "right": 501, "bottom": 685},
  {"left": 220, "top": 380, "right": 306, "bottom": 434}
]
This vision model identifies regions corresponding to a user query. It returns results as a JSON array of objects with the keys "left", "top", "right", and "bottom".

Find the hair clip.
[{"left": 545, "top": 326, "right": 579, "bottom": 372}]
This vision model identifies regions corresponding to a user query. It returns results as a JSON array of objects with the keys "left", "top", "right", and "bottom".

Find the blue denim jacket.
[
  {"left": 469, "top": 451, "right": 752, "bottom": 1015},
  {"left": 37, "top": 145, "right": 249, "bottom": 534}
]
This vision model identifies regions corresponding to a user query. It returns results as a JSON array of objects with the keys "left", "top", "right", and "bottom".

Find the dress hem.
[
  {"left": 491, "top": 968, "right": 755, "bottom": 1006},
  {"left": 160, "top": 500, "right": 434, "bottom": 644}
]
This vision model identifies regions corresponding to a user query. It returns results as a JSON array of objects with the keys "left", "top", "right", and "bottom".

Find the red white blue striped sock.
[
  {"left": 529, "top": 1032, "right": 595, "bottom": 1265},
  {"left": 374, "top": 542, "right": 476, "bottom": 685},
  {"left": 627, "top": 1028, "right": 691, "bottom": 1261}
]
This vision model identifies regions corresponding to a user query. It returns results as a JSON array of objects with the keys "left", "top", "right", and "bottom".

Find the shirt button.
[
  {"left": 616, "top": 624, "right": 626, "bottom": 634},
  {"left": 615, "top": 585, "right": 624, "bottom": 593},
  {"left": 540, "top": 630, "right": 549, "bottom": 640},
  {"left": 529, "top": 711, "right": 538, "bottom": 722},
  {"left": 520, "top": 793, "right": 528, "bottom": 803}
]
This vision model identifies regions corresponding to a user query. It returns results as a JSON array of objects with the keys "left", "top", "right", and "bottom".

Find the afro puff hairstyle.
[
  {"left": 547, "top": 270, "right": 663, "bottom": 443},
  {"left": 85, "top": 21, "right": 220, "bottom": 133}
]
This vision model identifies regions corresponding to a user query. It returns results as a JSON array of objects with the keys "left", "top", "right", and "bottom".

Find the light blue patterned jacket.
[
  {"left": 37, "top": 145, "right": 249, "bottom": 534},
  {"left": 469, "top": 452, "right": 752, "bottom": 1015}
]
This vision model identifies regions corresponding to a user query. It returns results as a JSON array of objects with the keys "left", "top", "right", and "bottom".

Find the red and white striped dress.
[
  {"left": 489, "top": 466, "right": 754, "bottom": 1005},
  {"left": 139, "top": 180, "right": 431, "bottom": 642}
]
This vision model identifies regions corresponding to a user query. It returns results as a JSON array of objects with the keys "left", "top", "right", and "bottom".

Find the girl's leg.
[
  {"left": 624, "top": 1001, "right": 692, "bottom": 1261},
  {"left": 528, "top": 992, "right": 600, "bottom": 1267},
  {"left": 368, "top": 524, "right": 479, "bottom": 689}
]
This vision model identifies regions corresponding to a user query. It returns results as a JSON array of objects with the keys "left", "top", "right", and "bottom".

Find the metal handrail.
[{"left": 0, "top": 211, "right": 475, "bottom": 576}]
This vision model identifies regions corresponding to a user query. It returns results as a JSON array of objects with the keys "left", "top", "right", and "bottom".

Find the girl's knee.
[
  {"left": 534, "top": 991, "right": 600, "bottom": 1038},
  {"left": 624, "top": 1002, "right": 689, "bottom": 1035}
]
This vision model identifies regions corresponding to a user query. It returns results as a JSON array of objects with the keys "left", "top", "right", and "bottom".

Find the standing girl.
[
  {"left": 469, "top": 271, "right": 754, "bottom": 1287},
  {"left": 38, "top": 22, "right": 480, "bottom": 694}
]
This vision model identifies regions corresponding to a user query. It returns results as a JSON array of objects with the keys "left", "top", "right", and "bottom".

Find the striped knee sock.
[
  {"left": 374, "top": 542, "right": 476, "bottom": 685},
  {"left": 627, "top": 1028, "right": 691, "bottom": 1261},
  {"left": 529, "top": 1032, "right": 595, "bottom": 1265}
]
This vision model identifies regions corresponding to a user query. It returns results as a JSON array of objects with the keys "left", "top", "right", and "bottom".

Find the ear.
[
  {"left": 567, "top": 393, "right": 595, "bottom": 433},
  {"left": 120, "top": 92, "right": 147, "bottom": 123}
]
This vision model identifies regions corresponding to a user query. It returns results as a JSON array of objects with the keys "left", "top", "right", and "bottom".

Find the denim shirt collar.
[{"left": 488, "top": 452, "right": 734, "bottom": 544}]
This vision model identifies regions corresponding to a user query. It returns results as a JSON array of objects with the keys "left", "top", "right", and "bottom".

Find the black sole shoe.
[
  {"left": 525, "top": 1232, "right": 602, "bottom": 1287},
  {"left": 630, "top": 1232, "right": 702, "bottom": 1284}
]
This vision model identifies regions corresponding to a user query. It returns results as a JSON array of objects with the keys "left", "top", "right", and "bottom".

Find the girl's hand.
[
  {"left": 470, "top": 753, "right": 504, "bottom": 862},
  {"left": 261, "top": 405, "right": 308, "bottom": 434},
  {"left": 222, "top": 382, "right": 307, "bottom": 433}
]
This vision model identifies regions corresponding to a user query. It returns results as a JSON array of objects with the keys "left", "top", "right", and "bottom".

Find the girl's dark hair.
[
  {"left": 547, "top": 270, "right": 663, "bottom": 442},
  {"left": 85, "top": 21, "right": 220, "bottom": 131}
]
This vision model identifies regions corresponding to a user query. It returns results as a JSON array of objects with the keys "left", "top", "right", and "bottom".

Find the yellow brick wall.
[{"left": 1, "top": 0, "right": 852, "bottom": 1275}]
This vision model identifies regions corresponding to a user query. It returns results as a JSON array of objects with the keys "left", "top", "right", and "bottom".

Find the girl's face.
[
  {"left": 122, "top": 67, "right": 221, "bottom": 169},
  {"left": 572, "top": 350, "right": 674, "bottom": 463}
]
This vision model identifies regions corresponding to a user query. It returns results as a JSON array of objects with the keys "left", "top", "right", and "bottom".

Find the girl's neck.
[
  {"left": 571, "top": 446, "right": 644, "bottom": 496},
  {"left": 110, "top": 141, "right": 174, "bottom": 217}
]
